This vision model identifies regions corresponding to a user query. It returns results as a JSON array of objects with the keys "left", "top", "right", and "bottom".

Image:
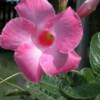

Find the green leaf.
[
  {"left": 25, "top": 75, "right": 68, "bottom": 100},
  {"left": 5, "top": 89, "right": 30, "bottom": 97},
  {"left": 61, "top": 82, "right": 100, "bottom": 99},
  {"left": 39, "top": 81, "right": 59, "bottom": 94},
  {"left": 80, "top": 68, "right": 96, "bottom": 82},
  {"left": 95, "top": 95, "right": 100, "bottom": 100},
  {"left": 66, "top": 71, "right": 87, "bottom": 86},
  {"left": 89, "top": 32, "right": 100, "bottom": 76},
  {"left": 26, "top": 82, "right": 57, "bottom": 100},
  {"left": 0, "top": 83, "right": 20, "bottom": 100}
]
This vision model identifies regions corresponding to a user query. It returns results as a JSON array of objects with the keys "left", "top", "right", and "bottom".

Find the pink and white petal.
[
  {"left": 40, "top": 48, "right": 81, "bottom": 76},
  {"left": 15, "top": 0, "right": 55, "bottom": 26},
  {"left": 15, "top": 43, "right": 44, "bottom": 82},
  {"left": 46, "top": 7, "right": 83, "bottom": 53},
  {"left": 0, "top": 17, "right": 36, "bottom": 50}
]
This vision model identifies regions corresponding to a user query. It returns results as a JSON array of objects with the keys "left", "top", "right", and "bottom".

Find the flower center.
[{"left": 38, "top": 31, "right": 54, "bottom": 46}]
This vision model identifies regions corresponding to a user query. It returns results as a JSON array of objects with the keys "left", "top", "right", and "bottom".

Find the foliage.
[{"left": 89, "top": 32, "right": 100, "bottom": 76}]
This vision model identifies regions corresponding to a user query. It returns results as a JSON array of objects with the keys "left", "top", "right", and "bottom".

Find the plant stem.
[
  {"left": 0, "top": 77, "right": 25, "bottom": 91},
  {"left": 0, "top": 72, "right": 22, "bottom": 85},
  {"left": 0, "top": 72, "right": 25, "bottom": 91}
]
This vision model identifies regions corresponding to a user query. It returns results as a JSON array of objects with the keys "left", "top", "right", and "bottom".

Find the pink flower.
[{"left": 0, "top": 0, "right": 83, "bottom": 82}]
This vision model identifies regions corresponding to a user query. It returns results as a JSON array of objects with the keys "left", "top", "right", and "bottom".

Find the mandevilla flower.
[{"left": 0, "top": 0, "right": 83, "bottom": 82}]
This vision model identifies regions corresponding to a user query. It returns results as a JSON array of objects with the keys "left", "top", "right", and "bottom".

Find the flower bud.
[{"left": 59, "top": 0, "right": 68, "bottom": 11}]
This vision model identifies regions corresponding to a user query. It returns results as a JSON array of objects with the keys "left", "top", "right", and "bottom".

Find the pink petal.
[
  {"left": 0, "top": 17, "right": 36, "bottom": 50},
  {"left": 15, "top": 43, "right": 44, "bottom": 82},
  {"left": 15, "top": 0, "right": 55, "bottom": 27},
  {"left": 77, "top": 0, "right": 100, "bottom": 17},
  {"left": 77, "top": 3, "right": 90, "bottom": 17},
  {"left": 40, "top": 48, "right": 81, "bottom": 76},
  {"left": 46, "top": 7, "right": 83, "bottom": 53}
]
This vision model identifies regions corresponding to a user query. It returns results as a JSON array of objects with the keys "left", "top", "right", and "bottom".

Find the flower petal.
[
  {"left": 15, "top": 0, "right": 55, "bottom": 26},
  {"left": 40, "top": 48, "right": 81, "bottom": 76},
  {"left": 77, "top": 0, "right": 100, "bottom": 17},
  {"left": 0, "top": 17, "right": 36, "bottom": 50},
  {"left": 46, "top": 7, "right": 83, "bottom": 53},
  {"left": 15, "top": 43, "right": 44, "bottom": 82}
]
